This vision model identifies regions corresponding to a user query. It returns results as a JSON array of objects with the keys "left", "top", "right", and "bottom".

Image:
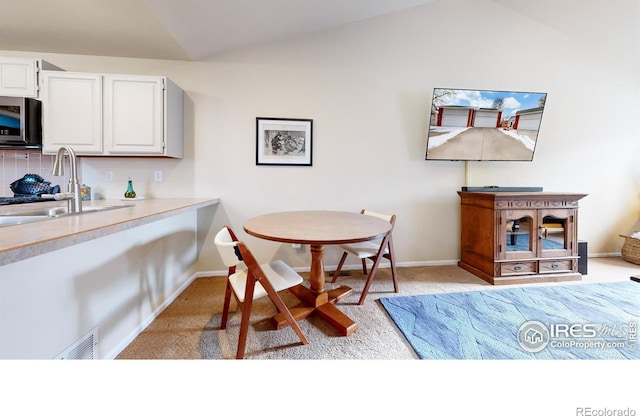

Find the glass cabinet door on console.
[
  {"left": 502, "top": 208, "right": 574, "bottom": 260},
  {"left": 502, "top": 209, "right": 536, "bottom": 260},
  {"left": 538, "top": 208, "right": 574, "bottom": 258}
]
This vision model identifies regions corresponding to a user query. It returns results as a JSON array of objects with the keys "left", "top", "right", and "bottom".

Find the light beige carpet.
[{"left": 116, "top": 257, "right": 636, "bottom": 360}]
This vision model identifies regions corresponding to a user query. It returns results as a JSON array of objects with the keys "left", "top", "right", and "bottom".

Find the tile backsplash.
[
  {"left": 0, "top": 149, "right": 74, "bottom": 197},
  {"left": 2, "top": 149, "right": 182, "bottom": 200}
]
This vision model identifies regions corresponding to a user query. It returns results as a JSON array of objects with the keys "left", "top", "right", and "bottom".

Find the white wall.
[{"left": 2, "top": 0, "right": 639, "bottom": 273}]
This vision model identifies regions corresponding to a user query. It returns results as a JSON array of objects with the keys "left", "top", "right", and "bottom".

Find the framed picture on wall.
[{"left": 256, "top": 117, "right": 313, "bottom": 166}]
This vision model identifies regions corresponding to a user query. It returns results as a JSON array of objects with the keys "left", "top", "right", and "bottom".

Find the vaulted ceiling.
[
  {"left": 0, "top": 0, "right": 636, "bottom": 61},
  {"left": 0, "top": 0, "right": 438, "bottom": 60}
]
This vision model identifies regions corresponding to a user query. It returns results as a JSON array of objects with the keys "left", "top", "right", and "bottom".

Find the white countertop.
[{"left": 0, "top": 198, "right": 219, "bottom": 266}]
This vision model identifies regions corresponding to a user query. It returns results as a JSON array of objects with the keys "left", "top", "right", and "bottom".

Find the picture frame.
[{"left": 256, "top": 117, "right": 313, "bottom": 166}]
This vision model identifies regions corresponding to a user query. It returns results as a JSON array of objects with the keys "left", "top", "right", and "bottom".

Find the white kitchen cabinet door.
[
  {"left": 0, "top": 57, "right": 62, "bottom": 98},
  {"left": 0, "top": 57, "right": 38, "bottom": 97},
  {"left": 40, "top": 71, "right": 103, "bottom": 154},
  {"left": 103, "top": 75, "right": 165, "bottom": 155}
]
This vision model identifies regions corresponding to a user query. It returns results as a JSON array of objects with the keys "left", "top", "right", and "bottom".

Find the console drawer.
[
  {"left": 539, "top": 259, "right": 573, "bottom": 273},
  {"left": 500, "top": 261, "right": 536, "bottom": 276}
]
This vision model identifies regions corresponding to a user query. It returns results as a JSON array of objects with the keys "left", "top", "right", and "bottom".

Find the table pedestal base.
[{"left": 271, "top": 284, "right": 357, "bottom": 336}]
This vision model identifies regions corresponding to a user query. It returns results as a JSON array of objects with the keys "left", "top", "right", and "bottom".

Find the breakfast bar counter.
[
  {"left": 0, "top": 197, "right": 220, "bottom": 359},
  {"left": 0, "top": 198, "right": 219, "bottom": 267}
]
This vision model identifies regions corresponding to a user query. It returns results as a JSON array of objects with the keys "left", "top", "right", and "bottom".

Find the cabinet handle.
[
  {"left": 514, "top": 264, "right": 522, "bottom": 271},
  {"left": 551, "top": 263, "right": 559, "bottom": 269}
]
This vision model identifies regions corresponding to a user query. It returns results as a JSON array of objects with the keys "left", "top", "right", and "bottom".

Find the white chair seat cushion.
[
  {"left": 229, "top": 259, "right": 303, "bottom": 303},
  {"left": 338, "top": 240, "right": 387, "bottom": 258}
]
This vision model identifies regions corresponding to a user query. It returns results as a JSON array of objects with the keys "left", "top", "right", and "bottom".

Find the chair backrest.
[
  {"left": 362, "top": 209, "right": 396, "bottom": 229},
  {"left": 214, "top": 226, "right": 244, "bottom": 268},
  {"left": 214, "top": 226, "right": 282, "bottom": 302},
  {"left": 234, "top": 242, "right": 270, "bottom": 287}
]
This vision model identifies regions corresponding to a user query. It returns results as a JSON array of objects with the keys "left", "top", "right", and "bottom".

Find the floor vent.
[
  {"left": 327, "top": 271, "right": 351, "bottom": 277},
  {"left": 55, "top": 327, "right": 98, "bottom": 360}
]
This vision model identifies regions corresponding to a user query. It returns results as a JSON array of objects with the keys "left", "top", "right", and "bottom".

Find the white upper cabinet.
[
  {"left": 104, "top": 75, "right": 165, "bottom": 155},
  {"left": 0, "top": 57, "right": 62, "bottom": 98},
  {"left": 40, "top": 71, "right": 103, "bottom": 154},
  {"left": 41, "top": 71, "right": 184, "bottom": 158}
]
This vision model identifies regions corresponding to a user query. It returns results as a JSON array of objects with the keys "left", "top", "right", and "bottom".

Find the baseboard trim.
[
  {"left": 196, "top": 254, "right": 620, "bottom": 278},
  {"left": 105, "top": 271, "right": 198, "bottom": 359},
  {"left": 197, "top": 259, "right": 459, "bottom": 278}
]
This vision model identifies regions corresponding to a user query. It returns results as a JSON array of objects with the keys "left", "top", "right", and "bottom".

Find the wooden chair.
[
  {"left": 331, "top": 210, "right": 398, "bottom": 305},
  {"left": 215, "top": 226, "right": 309, "bottom": 359}
]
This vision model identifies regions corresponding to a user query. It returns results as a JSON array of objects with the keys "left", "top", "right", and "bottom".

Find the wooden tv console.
[{"left": 457, "top": 191, "right": 588, "bottom": 285}]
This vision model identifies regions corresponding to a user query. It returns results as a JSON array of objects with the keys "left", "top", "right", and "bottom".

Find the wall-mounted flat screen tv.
[{"left": 425, "top": 88, "right": 547, "bottom": 161}]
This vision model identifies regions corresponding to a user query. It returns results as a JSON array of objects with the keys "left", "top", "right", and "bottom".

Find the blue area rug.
[{"left": 380, "top": 281, "right": 640, "bottom": 359}]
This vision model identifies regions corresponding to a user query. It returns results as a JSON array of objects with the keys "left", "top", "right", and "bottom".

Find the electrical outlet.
[
  {"left": 292, "top": 243, "right": 302, "bottom": 249},
  {"left": 105, "top": 171, "right": 113, "bottom": 182},
  {"left": 154, "top": 171, "right": 163, "bottom": 182}
]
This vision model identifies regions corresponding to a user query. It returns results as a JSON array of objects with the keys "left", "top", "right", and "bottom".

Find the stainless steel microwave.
[{"left": 0, "top": 96, "right": 42, "bottom": 148}]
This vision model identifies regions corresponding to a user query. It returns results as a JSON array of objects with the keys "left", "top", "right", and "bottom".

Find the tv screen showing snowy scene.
[{"left": 425, "top": 88, "right": 547, "bottom": 161}]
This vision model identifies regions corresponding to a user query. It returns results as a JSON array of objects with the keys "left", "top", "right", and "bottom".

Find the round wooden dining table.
[{"left": 244, "top": 210, "right": 392, "bottom": 336}]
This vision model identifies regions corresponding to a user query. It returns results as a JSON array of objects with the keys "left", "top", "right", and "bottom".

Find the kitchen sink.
[
  {"left": 0, "top": 215, "right": 50, "bottom": 227},
  {"left": 0, "top": 204, "right": 134, "bottom": 227},
  {"left": 8, "top": 204, "right": 132, "bottom": 217}
]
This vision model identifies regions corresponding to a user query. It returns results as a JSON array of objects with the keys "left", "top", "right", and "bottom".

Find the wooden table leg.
[
  {"left": 315, "top": 303, "right": 357, "bottom": 336},
  {"left": 309, "top": 244, "right": 325, "bottom": 294},
  {"left": 271, "top": 244, "right": 358, "bottom": 335},
  {"left": 327, "top": 286, "right": 354, "bottom": 304}
]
